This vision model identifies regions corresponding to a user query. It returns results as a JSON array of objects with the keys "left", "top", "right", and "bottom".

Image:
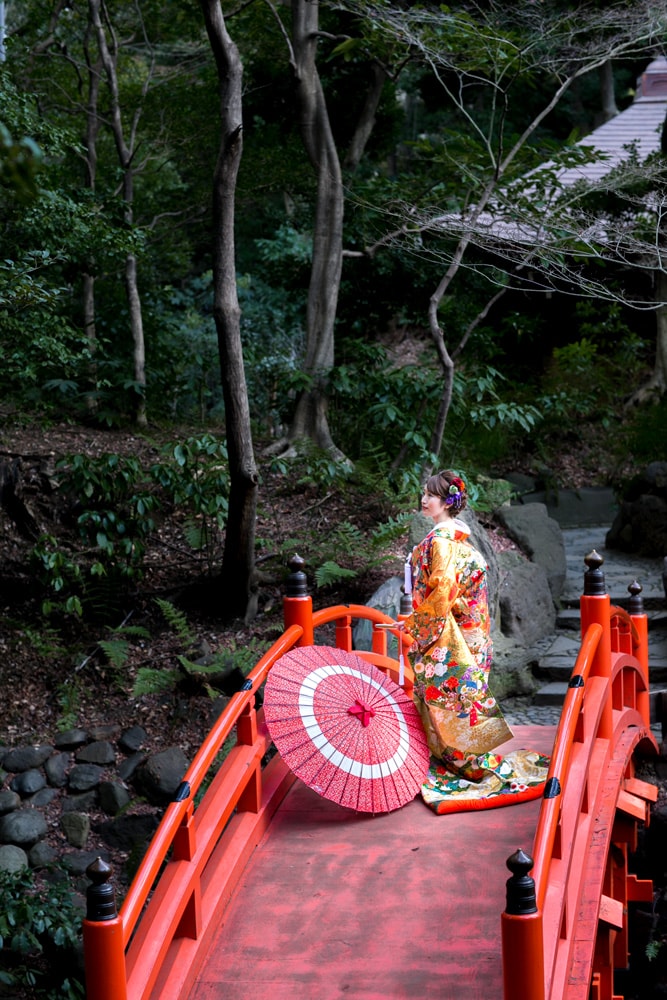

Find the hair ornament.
[{"left": 444, "top": 476, "right": 466, "bottom": 507}]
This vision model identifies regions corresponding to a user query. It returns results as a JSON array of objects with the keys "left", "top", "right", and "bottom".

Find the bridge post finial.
[
  {"left": 628, "top": 579, "right": 644, "bottom": 615},
  {"left": 583, "top": 549, "right": 606, "bottom": 596},
  {"left": 85, "top": 857, "right": 117, "bottom": 921},
  {"left": 283, "top": 554, "right": 314, "bottom": 645},
  {"left": 286, "top": 554, "right": 308, "bottom": 598},
  {"left": 505, "top": 848, "right": 537, "bottom": 915}
]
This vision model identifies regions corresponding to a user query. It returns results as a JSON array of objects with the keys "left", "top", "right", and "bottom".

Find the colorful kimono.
[{"left": 403, "top": 518, "right": 512, "bottom": 781}]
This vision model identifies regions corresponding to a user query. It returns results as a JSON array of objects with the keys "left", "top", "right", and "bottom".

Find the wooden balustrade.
[
  {"left": 501, "top": 551, "right": 658, "bottom": 1000},
  {"left": 82, "top": 558, "right": 412, "bottom": 1000}
]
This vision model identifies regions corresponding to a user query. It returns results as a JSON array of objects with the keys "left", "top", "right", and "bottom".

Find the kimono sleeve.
[{"left": 402, "top": 538, "right": 460, "bottom": 652}]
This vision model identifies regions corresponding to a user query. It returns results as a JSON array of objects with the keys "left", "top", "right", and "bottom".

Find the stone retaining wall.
[{"left": 0, "top": 724, "right": 189, "bottom": 890}]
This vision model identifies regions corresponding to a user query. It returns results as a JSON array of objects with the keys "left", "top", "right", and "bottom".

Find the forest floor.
[
  {"left": 0, "top": 418, "right": 622, "bottom": 755},
  {"left": 0, "top": 417, "right": 665, "bottom": 997}
]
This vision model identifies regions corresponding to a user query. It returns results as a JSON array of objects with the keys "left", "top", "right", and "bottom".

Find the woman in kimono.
[{"left": 400, "top": 470, "right": 549, "bottom": 810}]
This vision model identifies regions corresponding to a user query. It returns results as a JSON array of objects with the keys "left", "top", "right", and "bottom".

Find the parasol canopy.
[{"left": 263, "top": 645, "right": 430, "bottom": 813}]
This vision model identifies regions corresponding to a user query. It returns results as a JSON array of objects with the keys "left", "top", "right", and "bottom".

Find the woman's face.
[{"left": 421, "top": 488, "right": 449, "bottom": 523}]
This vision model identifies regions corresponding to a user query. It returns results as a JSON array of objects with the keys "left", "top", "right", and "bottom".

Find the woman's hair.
[{"left": 424, "top": 470, "right": 468, "bottom": 515}]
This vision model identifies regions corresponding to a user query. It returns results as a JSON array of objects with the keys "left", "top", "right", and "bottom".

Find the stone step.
[
  {"left": 533, "top": 682, "right": 667, "bottom": 731},
  {"left": 558, "top": 607, "right": 667, "bottom": 627},
  {"left": 537, "top": 657, "right": 667, "bottom": 683},
  {"left": 555, "top": 608, "right": 581, "bottom": 630},
  {"left": 532, "top": 681, "right": 572, "bottom": 706},
  {"left": 561, "top": 593, "right": 667, "bottom": 612}
]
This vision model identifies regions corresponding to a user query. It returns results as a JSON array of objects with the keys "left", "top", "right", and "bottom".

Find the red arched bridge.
[{"left": 82, "top": 551, "right": 658, "bottom": 1000}]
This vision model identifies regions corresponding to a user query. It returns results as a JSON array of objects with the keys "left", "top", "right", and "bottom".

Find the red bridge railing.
[
  {"left": 501, "top": 550, "right": 658, "bottom": 1000},
  {"left": 81, "top": 556, "right": 414, "bottom": 1000},
  {"left": 82, "top": 551, "right": 658, "bottom": 1000}
]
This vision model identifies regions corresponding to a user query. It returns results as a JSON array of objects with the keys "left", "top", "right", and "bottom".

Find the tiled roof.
[
  {"left": 554, "top": 56, "right": 667, "bottom": 186},
  {"left": 434, "top": 57, "right": 667, "bottom": 258}
]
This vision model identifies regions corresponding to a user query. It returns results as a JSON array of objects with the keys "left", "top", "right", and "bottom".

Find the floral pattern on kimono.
[
  {"left": 421, "top": 750, "right": 552, "bottom": 814},
  {"left": 403, "top": 519, "right": 512, "bottom": 781}
]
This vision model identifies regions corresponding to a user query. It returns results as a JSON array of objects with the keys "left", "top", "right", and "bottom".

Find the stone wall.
[{"left": 0, "top": 724, "right": 190, "bottom": 887}]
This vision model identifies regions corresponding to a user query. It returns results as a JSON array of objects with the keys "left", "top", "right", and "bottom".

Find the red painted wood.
[{"left": 184, "top": 727, "right": 555, "bottom": 1000}]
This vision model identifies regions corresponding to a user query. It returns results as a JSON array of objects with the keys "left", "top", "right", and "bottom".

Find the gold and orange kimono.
[{"left": 403, "top": 518, "right": 512, "bottom": 781}]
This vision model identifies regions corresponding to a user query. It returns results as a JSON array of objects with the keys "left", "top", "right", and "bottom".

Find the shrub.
[{"left": 0, "top": 865, "right": 84, "bottom": 998}]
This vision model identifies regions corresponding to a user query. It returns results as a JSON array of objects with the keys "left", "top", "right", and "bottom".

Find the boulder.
[
  {"left": 133, "top": 747, "right": 189, "bottom": 805},
  {"left": 28, "top": 841, "right": 57, "bottom": 868},
  {"left": 497, "top": 553, "right": 557, "bottom": 647},
  {"left": 606, "top": 461, "right": 667, "bottom": 557},
  {"left": 495, "top": 503, "right": 566, "bottom": 603},
  {"left": 0, "top": 844, "right": 29, "bottom": 872},
  {"left": 0, "top": 809, "right": 48, "bottom": 846},
  {"left": 0, "top": 790, "right": 21, "bottom": 814},
  {"left": 118, "top": 752, "right": 146, "bottom": 782},
  {"left": 2, "top": 745, "right": 53, "bottom": 772},
  {"left": 353, "top": 576, "right": 403, "bottom": 653},
  {"left": 61, "top": 812, "right": 90, "bottom": 849},
  {"left": 29, "top": 788, "right": 58, "bottom": 808},
  {"left": 607, "top": 494, "right": 667, "bottom": 557},
  {"left": 76, "top": 740, "right": 116, "bottom": 765},
  {"left": 98, "top": 812, "right": 160, "bottom": 851},
  {"left": 98, "top": 781, "right": 131, "bottom": 816},
  {"left": 68, "top": 763, "right": 104, "bottom": 793},
  {"left": 119, "top": 726, "right": 148, "bottom": 753},
  {"left": 45, "top": 752, "right": 71, "bottom": 788},
  {"left": 488, "top": 633, "right": 541, "bottom": 702},
  {"left": 10, "top": 768, "right": 47, "bottom": 797},
  {"left": 54, "top": 729, "right": 88, "bottom": 750}
]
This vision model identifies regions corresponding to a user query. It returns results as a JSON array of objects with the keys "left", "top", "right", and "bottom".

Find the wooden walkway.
[
  {"left": 82, "top": 581, "right": 658, "bottom": 1000},
  {"left": 186, "top": 726, "right": 556, "bottom": 1000}
]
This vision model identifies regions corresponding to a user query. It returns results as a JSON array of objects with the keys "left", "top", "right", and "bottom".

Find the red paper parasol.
[{"left": 263, "top": 645, "right": 430, "bottom": 813}]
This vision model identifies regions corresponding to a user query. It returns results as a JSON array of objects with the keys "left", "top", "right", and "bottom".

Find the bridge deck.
[{"left": 185, "top": 725, "right": 556, "bottom": 1000}]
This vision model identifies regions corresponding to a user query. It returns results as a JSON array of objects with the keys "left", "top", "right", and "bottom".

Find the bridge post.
[
  {"left": 580, "top": 550, "right": 613, "bottom": 741},
  {"left": 82, "top": 859, "right": 128, "bottom": 1000},
  {"left": 628, "top": 580, "right": 651, "bottom": 728},
  {"left": 282, "top": 554, "right": 314, "bottom": 645},
  {"left": 501, "top": 849, "right": 545, "bottom": 1000}
]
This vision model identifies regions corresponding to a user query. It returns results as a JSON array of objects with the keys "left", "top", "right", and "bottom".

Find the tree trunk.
[
  {"left": 598, "top": 60, "right": 618, "bottom": 123},
  {"left": 656, "top": 270, "right": 667, "bottom": 393},
  {"left": 89, "top": 0, "right": 147, "bottom": 426},
  {"left": 200, "top": 0, "right": 259, "bottom": 621},
  {"left": 629, "top": 268, "right": 667, "bottom": 405},
  {"left": 345, "top": 63, "right": 386, "bottom": 171},
  {"left": 82, "top": 271, "right": 98, "bottom": 414},
  {"left": 82, "top": 25, "right": 101, "bottom": 414},
  {"left": 286, "top": 0, "right": 345, "bottom": 459},
  {"left": 125, "top": 252, "right": 147, "bottom": 427}
]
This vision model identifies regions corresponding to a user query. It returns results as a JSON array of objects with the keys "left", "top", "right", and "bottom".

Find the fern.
[
  {"left": 155, "top": 597, "right": 194, "bottom": 645},
  {"left": 177, "top": 654, "right": 224, "bottom": 676},
  {"left": 182, "top": 517, "right": 209, "bottom": 552},
  {"left": 368, "top": 512, "right": 411, "bottom": 550},
  {"left": 646, "top": 939, "right": 663, "bottom": 962},
  {"left": 98, "top": 638, "right": 130, "bottom": 670},
  {"left": 115, "top": 624, "right": 151, "bottom": 638},
  {"left": 315, "top": 561, "right": 357, "bottom": 588},
  {"left": 132, "top": 667, "right": 181, "bottom": 698},
  {"left": 332, "top": 520, "right": 364, "bottom": 550}
]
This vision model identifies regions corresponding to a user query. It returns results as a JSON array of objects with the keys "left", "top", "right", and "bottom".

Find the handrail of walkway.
[
  {"left": 81, "top": 559, "right": 413, "bottom": 1000},
  {"left": 501, "top": 551, "right": 658, "bottom": 1000}
]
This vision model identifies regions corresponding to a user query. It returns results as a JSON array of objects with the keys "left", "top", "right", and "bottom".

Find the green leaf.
[{"left": 314, "top": 561, "right": 357, "bottom": 588}]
